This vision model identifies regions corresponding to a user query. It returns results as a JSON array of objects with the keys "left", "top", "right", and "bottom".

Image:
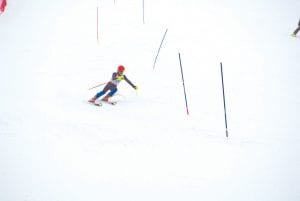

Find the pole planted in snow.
[
  {"left": 220, "top": 62, "right": 229, "bottom": 138},
  {"left": 178, "top": 53, "right": 189, "bottom": 115},
  {"left": 153, "top": 28, "right": 168, "bottom": 69}
]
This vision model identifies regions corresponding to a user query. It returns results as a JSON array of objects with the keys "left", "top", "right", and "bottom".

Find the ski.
[
  {"left": 101, "top": 100, "right": 117, "bottom": 105},
  {"left": 86, "top": 100, "right": 117, "bottom": 107},
  {"left": 88, "top": 101, "right": 102, "bottom": 106},
  {"left": 94, "top": 102, "right": 103, "bottom": 106}
]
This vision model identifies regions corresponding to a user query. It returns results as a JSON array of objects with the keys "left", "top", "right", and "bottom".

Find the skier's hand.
[
  {"left": 116, "top": 75, "right": 124, "bottom": 81},
  {"left": 133, "top": 85, "right": 138, "bottom": 90}
]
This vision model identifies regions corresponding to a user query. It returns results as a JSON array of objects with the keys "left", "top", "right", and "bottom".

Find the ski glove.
[{"left": 116, "top": 75, "right": 124, "bottom": 81}]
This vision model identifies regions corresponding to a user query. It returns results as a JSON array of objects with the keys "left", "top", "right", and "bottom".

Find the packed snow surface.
[{"left": 1, "top": 0, "right": 300, "bottom": 200}]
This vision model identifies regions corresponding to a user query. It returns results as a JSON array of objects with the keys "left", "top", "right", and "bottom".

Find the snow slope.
[{"left": 1, "top": 0, "right": 300, "bottom": 200}]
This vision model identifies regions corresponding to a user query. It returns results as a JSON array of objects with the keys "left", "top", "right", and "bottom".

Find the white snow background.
[{"left": 0, "top": 0, "right": 300, "bottom": 200}]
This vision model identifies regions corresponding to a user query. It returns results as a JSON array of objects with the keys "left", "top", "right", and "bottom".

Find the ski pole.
[{"left": 88, "top": 82, "right": 107, "bottom": 90}]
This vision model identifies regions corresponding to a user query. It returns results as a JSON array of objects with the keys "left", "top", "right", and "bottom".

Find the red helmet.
[{"left": 117, "top": 65, "right": 125, "bottom": 72}]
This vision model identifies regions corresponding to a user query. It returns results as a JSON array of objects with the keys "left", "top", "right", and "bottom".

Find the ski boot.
[
  {"left": 101, "top": 94, "right": 111, "bottom": 102},
  {"left": 88, "top": 96, "right": 97, "bottom": 103}
]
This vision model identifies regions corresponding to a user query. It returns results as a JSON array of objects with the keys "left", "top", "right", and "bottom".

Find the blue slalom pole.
[
  {"left": 179, "top": 53, "right": 189, "bottom": 115},
  {"left": 220, "top": 62, "right": 228, "bottom": 138}
]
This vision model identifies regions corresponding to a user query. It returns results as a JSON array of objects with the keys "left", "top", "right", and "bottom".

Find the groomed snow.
[{"left": 1, "top": 0, "right": 300, "bottom": 200}]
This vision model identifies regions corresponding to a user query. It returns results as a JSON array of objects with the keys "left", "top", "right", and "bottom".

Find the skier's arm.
[
  {"left": 112, "top": 72, "right": 118, "bottom": 80},
  {"left": 124, "top": 75, "right": 137, "bottom": 89}
]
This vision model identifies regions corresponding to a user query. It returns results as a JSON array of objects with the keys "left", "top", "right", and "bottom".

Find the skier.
[
  {"left": 292, "top": 18, "right": 300, "bottom": 37},
  {"left": 89, "top": 65, "right": 138, "bottom": 104}
]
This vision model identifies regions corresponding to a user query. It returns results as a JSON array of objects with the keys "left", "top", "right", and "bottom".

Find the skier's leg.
[
  {"left": 89, "top": 85, "right": 109, "bottom": 102},
  {"left": 102, "top": 88, "right": 117, "bottom": 101},
  {"left": 108, "top": 88, "right": 118, "bottom": 97},
  {"left": 95, "top": 91, "right": 105, "bottom": 98}
]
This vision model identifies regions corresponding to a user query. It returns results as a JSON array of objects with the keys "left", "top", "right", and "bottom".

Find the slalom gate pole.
[
  {"left": 97, "top": 6, "right": 99, "bottom": 43},
  {"left": 142, "top": 0, "right": 145, "bottom": 24},
  {"left": 178, "top": 53, "right": 189, "bottom": 115},
  {"left": 153, "top": 28, "right": 168, "bottom": 69},
  {"left": 88, "top": 82, "right": 107, "bottom": 90},
  {"left": 220, "top": 62, "right": 229, "bottom": 138}
]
